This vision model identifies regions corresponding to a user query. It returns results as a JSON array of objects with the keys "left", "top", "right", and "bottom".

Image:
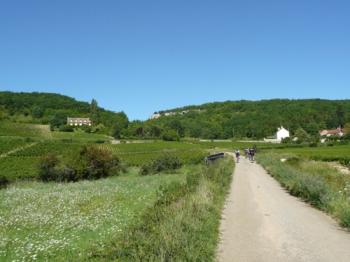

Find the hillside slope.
[
  {"left": 0, "top": 91, "right": 127, "bottom": 136},
  {"left": 146, "top": 99, "right": 350, "bottom": 139}
]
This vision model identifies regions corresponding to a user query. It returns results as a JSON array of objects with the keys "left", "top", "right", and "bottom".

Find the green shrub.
[
  {"left": 77, "top": 146, "right": 121, "bottom": 180},
  {"left": 336, "top": 201, "right": 350, "bottom": 227},
  {"left": 58, "top": 125, "right": 74, "bottom": 132},
  {"left": 162, "top": 130, "right": 180, "bottom": 141},
  {"left": 38, "top": 146, "right": 121, "bottom": 182},
  {"left": 94, "top": 139, "right": 106, "bottom": 144},
  {"left": 38, "top": 153, "right": 60, "bottom": 182},
  {"left": 309, "top": 142, "right": 318, "bottom": 147},
  {"left": 140, "top": 154, "right": 182, "bottom": 175},
  {"left": 0, "top": 175, "right": 9, "bottom": 189},
  {"left": 285, "top": 156, "right": 301, "bottom": 166}
]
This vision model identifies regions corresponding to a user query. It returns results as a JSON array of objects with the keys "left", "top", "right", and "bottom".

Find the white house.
[
  {"left": 276, "top": 126, "right": 290, "bottom": 141},
  {"left": 150, "top": 113, "right": 161, "bottom": 120},
  {"left": 263, "top": 126, "right": 290, "bottom": 143}
]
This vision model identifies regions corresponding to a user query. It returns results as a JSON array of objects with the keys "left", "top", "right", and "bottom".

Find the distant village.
[
  {"left": 264, "top": 126, "right": 345, "bottom": 144},
  {"left": 150, "top": 109, "right": 203, "bottom": 120},
  {"left": 67, "top": 115, "right": 346, "bottom": 144}
]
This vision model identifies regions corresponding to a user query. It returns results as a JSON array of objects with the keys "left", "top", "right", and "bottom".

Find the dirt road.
[{"left": 217, "top": 157, "right": 350, "bottom": 262}]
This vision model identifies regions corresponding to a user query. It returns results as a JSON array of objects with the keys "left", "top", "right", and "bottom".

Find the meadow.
[
  {"left": 0, "top": 121, "right": 51, "bottom": 139},
  {"left": 2, "top": 121, "right": 350, "bottom": 260},
  {"left": 0, "top": 137, "right": 29, "bottom": 156},
  {"left": 90, "top": 157, "right": 234, "bottom": 261},
  {"left": 268, "top": 144, "right": 350, "bottom": 166},
  {"left": 0, "top": 170, "right": 184, "bottom": 261},
  {"left": 0, "top": 122, "right": 237, "bottom": 261}
]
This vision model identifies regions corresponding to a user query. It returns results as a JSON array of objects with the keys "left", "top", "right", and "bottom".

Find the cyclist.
[{"left": 235, "top": 149, "right": 241, "bottom": 163}]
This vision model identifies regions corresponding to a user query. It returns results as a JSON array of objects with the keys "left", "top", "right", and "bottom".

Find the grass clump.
[
  {"left": 90, "top": 157, "right": 234, "bottom": 261},
  {"left": 258, "top": 153, "right": 350, "bottom": 229}
]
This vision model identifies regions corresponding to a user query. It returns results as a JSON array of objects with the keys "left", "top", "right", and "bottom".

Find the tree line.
[
  {"left": 1, "top": 92, "right": 350, "bottom": 140},
  {"left": 129, "top": 99, "right": 350, "bottom": 140},
  {"left": 0, "top": 92, "right": 128, "bottom": 137}
]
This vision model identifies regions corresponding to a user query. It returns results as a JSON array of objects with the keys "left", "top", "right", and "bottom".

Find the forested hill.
[
  {"left": 1, "top": 92, "right": 350, "bottom": 140},
  {"left": 145, "top": 99, "right": 350, "bottom": 139},
  {"left": 0, "top": 91, "right": 128, "bottom": 136}
]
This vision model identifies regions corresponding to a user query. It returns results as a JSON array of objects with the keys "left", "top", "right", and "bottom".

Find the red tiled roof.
[{"left": 319, "top": 128, "right": 343, "bottom": 135}]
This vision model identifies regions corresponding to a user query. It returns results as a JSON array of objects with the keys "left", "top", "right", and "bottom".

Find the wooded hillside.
[
  {"left": 140, "top": 99, "right": 350, "bottom": 139},
  {"left": 0, "top": 91, "right": 128, "bottom": 136},
  {"left": 1, "top": 92, "right": 349, "bottom": 140}
]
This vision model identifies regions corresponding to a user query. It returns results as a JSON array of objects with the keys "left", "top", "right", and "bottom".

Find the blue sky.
[{"left": 1, "top": 0, "right": 349, "bottom": 120}]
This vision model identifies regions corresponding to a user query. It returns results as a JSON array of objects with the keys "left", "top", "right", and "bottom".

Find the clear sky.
[{"left": 1, "top": 0, "right": 349, "bottom": 120}]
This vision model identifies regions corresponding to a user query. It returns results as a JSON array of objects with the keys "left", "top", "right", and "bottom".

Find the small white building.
[
  {"left": 264, "top": 126, "right": 290, "bottom": 143},
  {"left": 150, "top": 113, "right": 161, "bottom": 120},
  {"left": 276, "top": 126, "right": 290, "bottom": 142}
]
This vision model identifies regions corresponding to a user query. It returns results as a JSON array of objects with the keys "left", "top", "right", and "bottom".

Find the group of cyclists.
[{"left": 234, "top": 146, "right": 257, "bottom": 163}]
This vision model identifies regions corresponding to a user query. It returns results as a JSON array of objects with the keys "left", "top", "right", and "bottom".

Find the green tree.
[
  {"left": 32, "top": 106, "right": 44, "bottom": 118},
  {"left": 112, "top": 112, "right": 129, "bottom": 139},
  {"left": 49, "top": 112, "right": 67, "bottom": 130},
  {"left": 295, "top": 128, "right": 310, "bottom": 144},
  {"left": 90, "top": 99, "right": 100, "bottom": 124},
  {"left": 304, "top": 122, "right": 320, "bottom": 136},
  {"left": 162, "top": 129, "right": 180, "bottom": 141},
  {"left": 167, "top": 119, "right": 185, "bottom": 137},
  {"left": 336, "top": 105, "right": 345, "bottom": 127}
]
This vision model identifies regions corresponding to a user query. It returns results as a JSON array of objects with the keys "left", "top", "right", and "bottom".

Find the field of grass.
[
  {"left": 0, "top": 141, "right": 83, "bottom": 180},
  {"left": 0, "top": 140, "right": 210, "bottom": 180},
  {"left": 0, "top": 169, "right": 184, "bottom": 261},
  {"left": 101, "top": 142, "right": 208, "bottom": 166},
  {"left": 51, "top": 130, "right": 112, "bottom": 143},
  {"left": 193, "top": 140, "right": 282, "bottom": 150},
  {"left": 0, "top": 121, "right": 51, "bottom": 138},
  {"left": 269, "top": 145, "right": 350, "bottom": 166},
  {"left": 90, "top": 157, "right": 234, "bottom": 261},
  {"left": 0, "top": 137, "right": 30, "bottom": 155},
  {"left": 258, "top": 153, "right": 350, "bottom": 228}
]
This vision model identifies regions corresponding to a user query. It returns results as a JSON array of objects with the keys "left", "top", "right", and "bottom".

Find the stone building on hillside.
[{"left": 67, "top": 117, "right": 92, "bottom": 126}]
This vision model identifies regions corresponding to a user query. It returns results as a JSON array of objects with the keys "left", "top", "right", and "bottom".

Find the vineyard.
[
  {"left": 0, "top": 139, "right": 210, "bottom": 180},
  {"left": 270, "top": 145, "right": 350, "bottom": 166},
  {"left": 100, "top": 142, "right": 208, "bottom": 166},
  {"left": 0, "top": 137, "right": 29, "bottom": 155},
  {"left": 0, "top": 121, "right": 51, "bottom": 138}
]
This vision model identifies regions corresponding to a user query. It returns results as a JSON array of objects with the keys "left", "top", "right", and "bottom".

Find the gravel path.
[{"left": 217, "top": 157, "right": 350, "bottom": 262}]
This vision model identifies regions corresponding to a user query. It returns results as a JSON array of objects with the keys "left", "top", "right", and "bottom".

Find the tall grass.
[
  {"left": 258, "top": 153, "right": 350, "bottom": 228},
  {"left": 89, "top": 157, "right": 234, "bottom": 261},
  {"left": 0, "top": 171, "right": 182, "bottom": 261}
]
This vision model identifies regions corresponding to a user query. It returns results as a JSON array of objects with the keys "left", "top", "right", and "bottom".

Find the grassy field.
[
  {"left": 101, "top": 142, "right": 207, "bottom": 166},
  {"left": 0, "top": 121, "right": 51, "bottom": 138},
  {"left": 0, "top": 137, "right": 30, "bottom": 155},
  {"left": 269, "top": 145, "right": 350, "bottom": 165},
  {"left": 0, "top": 169, "right": 184, "bottom": 261},
  {"left": 51, "top": 130, "right": 112, "bottom": 143},
  {"left": 90, "top": 157, "right": 234, "bottom": 261},
  {"left": 2, "top": 120, "right": 350, "bottom": 260}
]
